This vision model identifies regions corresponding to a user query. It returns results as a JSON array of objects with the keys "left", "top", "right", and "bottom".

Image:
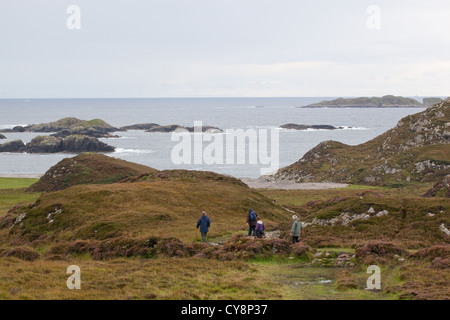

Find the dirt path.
[{"left": 241, "top": 178, "right": 348, "bottom": 190}]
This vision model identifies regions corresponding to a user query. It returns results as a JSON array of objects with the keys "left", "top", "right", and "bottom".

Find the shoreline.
[
  {"left": 241, "top": 178, "right": 349, "bottom": 190},
  {"left": 0, "top": 173, "right": 43, "bottom": 179}
]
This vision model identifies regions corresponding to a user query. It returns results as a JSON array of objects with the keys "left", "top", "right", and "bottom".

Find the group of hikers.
[{"left": 196, "top": 208, "right": 302, "bottom": 244}]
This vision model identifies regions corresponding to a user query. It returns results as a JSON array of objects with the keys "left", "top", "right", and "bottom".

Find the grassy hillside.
[
  {"left": 28, "top": 154, "right": 157, "bottom": 192},
  {"left": 0, "top": 175, "right": 448, "bottom": 300},
  {"left": 260, "top": 185, "right": 449, "bottom": 249},
  {"left": 0, "top": 178, "right": 40, "bottom": 218},
  {"left": 6, "top": 176, "right": 291, "bottom": 244},
  {"left": 273, "top": 99, "right": 450, "bottom": 186}
]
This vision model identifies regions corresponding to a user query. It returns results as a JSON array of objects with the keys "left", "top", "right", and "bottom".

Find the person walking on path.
[
  {"left": 197, "top": 211, "right": 211, "bottom": 243},
  {"left": 291, "top": 215, "right": 302, "bottom": 244},
  {"left": 255, "top": 217, "right": 265, "bottom": 239},
  {"left": 246, "top": 208, "right": 258, "bottom": 237}
]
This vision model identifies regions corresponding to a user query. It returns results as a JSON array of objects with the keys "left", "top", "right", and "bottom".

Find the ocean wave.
[
  {"left": 280, "top": 126, "right": 369, "bottom": 132},
  {"left": 114, "top": 148, "right": 153, "bottom": 154},
  {"left": 0, "top": 124, "right": 28, "bottom": 129}
]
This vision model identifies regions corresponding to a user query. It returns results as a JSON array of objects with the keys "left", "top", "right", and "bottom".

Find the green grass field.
[
  {"left": 0, "top": 178, "right": 41, "bottom": 218},
  {"left": 0, "top": 178, "right": 39, "bottom": 189}
]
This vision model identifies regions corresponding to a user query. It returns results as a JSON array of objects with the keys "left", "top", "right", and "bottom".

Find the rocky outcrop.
[
  {"left": 423, "top": 175, "right": 450, "bottom": 198},
  {"left": 0, "top": 117, "right": 120, "bottom": 138},
  {"left": 120, "top": 123, "right": 223, "bottom": 133},
  {"left": 119, "top": 123, "right": 159, "bottom": 131},
  {"left": 60, "top": 135, "right": 115, "bottom": 153},
  {"left": 280, "top": 124, "right": 347, "bottom": 130},
  {"left": 51, "top": 127, "right": 119, "bottom": 139},
  {"left": 27, "top": 136, "right": 63, "bottom": 153},
  {"left": 272, "top": 99, "right": 450, "bottom": 185},
  {"left": 146, "top": 124, "right": 223, "bottom": 133},
  {"left": 423, "top": 97, "right": 443, "bottom": 108},
  {"left": 0, "top": 134, "right": 6, "bottom": 139},
  {"left": 0, "top": 140, "right": 27, "bottom": 152},
  {"left": 304, "top": 95, "right": 423, "bottom": 108},
  {"left": 311, "top": 207, "right": 389, "bottom": 227},
  {"left": 26, "top": 135, "right": 115, "bottom": 153},
  {"left": 0, "top": 135, "right": 116, "bottom": 153}
]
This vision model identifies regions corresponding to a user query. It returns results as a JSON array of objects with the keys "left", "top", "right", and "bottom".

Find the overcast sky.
[{"left": 0, "top": 0, "right": 449, "bottom": 98}]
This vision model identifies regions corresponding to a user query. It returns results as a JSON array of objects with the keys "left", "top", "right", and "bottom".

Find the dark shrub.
[
  {"left": 410, "top": 245, "right": 450, "bottom": 261},
  {"left": 2, "top": 247, "right": 40, "bottom": 261},
  {"left": 355, "top": 241, "right": 409, "bottom": 265}
]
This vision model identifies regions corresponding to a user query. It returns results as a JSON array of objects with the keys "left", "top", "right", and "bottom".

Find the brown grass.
[
  {"left": 0, "top": 257, "right": 284, "bottom": 300},
  {"left": 6, "top": 178, "right": 291, "bottom": 245},
  {"left": 28, "top": 154, "right": 157, "bottom": 192}
]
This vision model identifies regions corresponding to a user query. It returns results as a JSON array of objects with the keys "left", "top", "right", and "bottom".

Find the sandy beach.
[{"left": 241, "top": 178, "right": 348, "bottom": 190}]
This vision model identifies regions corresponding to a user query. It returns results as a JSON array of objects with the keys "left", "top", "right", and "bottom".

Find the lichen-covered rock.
[
  {"left": 27, "top": 136, "right": 62, "bottom": 153},
  {"left": 60, "top": 135, "right": 115, "bottom": 153},
  {"left": 26, "top": 135, "right": 115, "bottom": 153},
  {"left": 0, "top": 139, "right": 27, "bottom": 152}
]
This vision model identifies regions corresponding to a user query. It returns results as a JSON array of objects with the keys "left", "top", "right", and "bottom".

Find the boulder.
[
  {"left": 26, "top": 135, "right": 115, "bottom": 153},
  {"left": 27, "top": 136, "right": 62, "bottom": 153},
  {"left": 0, "top": 134, "right": 6, "bottom": 139},
  {"left": 60, "top": 135, "right": 115, "bottom": 153},
  {"left": 0, "top": 140, "right": 27, "bottom": 152}
]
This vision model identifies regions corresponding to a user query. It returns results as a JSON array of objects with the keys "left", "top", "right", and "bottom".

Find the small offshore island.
[{"left": 301, "top": 95, "right": 439, "bottom": 108}]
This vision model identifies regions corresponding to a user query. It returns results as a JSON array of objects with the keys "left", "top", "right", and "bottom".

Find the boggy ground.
[{"left": 0, "top": 178, "right": 448, "bottom": 300}]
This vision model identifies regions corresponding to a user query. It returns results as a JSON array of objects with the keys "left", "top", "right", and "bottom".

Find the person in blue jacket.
[{"left": 197, "top": 211, "right": 211, "bottom": 243}]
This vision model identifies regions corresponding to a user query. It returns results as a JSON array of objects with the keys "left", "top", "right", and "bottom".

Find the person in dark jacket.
[
  {"left": 197, "top": 211, "right": 211, "bottom": 243},
  {"left": 246, "top": 208, "right": 258, "bottom": 237}
]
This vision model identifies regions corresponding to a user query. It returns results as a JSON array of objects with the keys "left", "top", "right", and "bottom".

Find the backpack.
[{"left": 249, "top": 211, "right": 257, "bottom": 221}]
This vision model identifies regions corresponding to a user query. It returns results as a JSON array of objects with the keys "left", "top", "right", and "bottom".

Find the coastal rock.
[
  {"left": 60, "top": 135, "right": 115, "bottom": 153},
  {"left": 304, "top": 95, "right": 423, "bottom": 108},
  {"left": 119, "top": 123, "right": 159, "bottom": 131},
  {"left": 51, "top": 127, "right": 120, "bottom": 139},
  {"left": 0, "top": 134, "right": 6, "bottom": 139},
  {"left": 146, "top": 124, "right": 185, "bottom": 133},
  {"left": 280, "top": 124, "right": 342, "bottom": 130},
  {"left": 120, "top": 123, "right": 223, "bottom": 133},
  {"left": 25, "top": 135, "right": 115, "bottom": 153},
  {"left": 423, "top": 97, "right": 443, "bottom": 108},
  {"left": 0, "top": 117, "right": 120, "bottom": 138},
  {"left": 146, "top": 124, "right": 223, "bottom": 133},
  {"left": 27, "top": 136, "right": 62, "bottom": 153},
  {"left": 0, "top": 140, "right": 27, "bottom": 152}
]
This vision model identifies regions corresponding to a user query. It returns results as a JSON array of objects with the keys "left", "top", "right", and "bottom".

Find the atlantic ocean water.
[{"left": 0, "top": 98, "right": 425, "bottom": 178}]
